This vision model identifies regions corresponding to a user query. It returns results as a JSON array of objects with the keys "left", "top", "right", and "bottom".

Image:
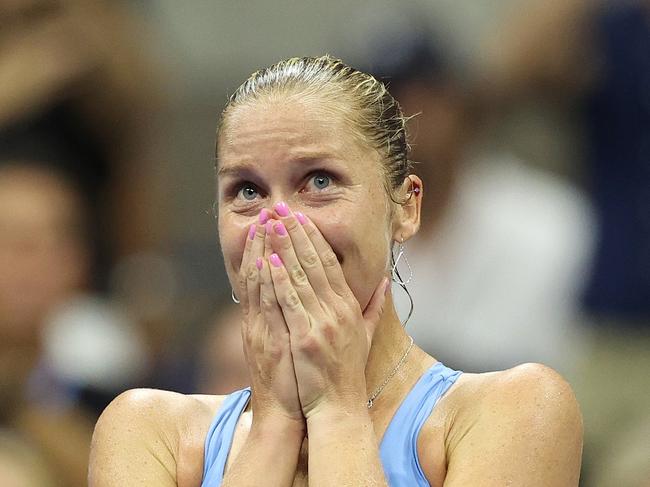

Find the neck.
[{"left": 364, "top": 289, "right": 420, "bottom": 403}]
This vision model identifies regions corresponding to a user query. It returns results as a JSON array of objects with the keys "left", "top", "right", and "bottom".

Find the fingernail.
[
  {"left": 248, "top": 223, "right": 256, "bottom": 240},
  {"left": 259, "top": 208, "right": 270, "bottom": 225},
  {"left": 274, "top": 222, "right": 287, "bottom": 236},
  {"left": 295, "top": 211, "right": 307, "bottom": 225},
  {"left": 269, "top": 253, "right": 283, "bottom": 267},
  {"left": 265, "top": 220, "right": 274, "bottom": 235},
  {"left": 275, "top": 201, "right": 290, "bottom": 217},
  {"left": 384, "top": 278, "right": 390, "bottom": 295},
  {"left": 255, "top": 257, "right": 263, "bottom": 270}
]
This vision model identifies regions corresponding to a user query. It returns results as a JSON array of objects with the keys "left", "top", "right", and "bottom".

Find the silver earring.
[
  {"left": 390, "top": 240, "right": 414, "bottom": 328},
  {"left": 231, "top": 289, "right": 240, "bottom": 304},
  {"left": 391, "top": 240, "right": 413, "bottom": 285}
]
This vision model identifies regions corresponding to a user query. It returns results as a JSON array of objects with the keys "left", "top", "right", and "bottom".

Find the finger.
[
  {"left": 238, "top": 208, "right": 270, "bottom": 313},
  {"left": 246, "top": 216, "right": 268, "bottom": 316},
  {"left": 268, "top": 252, "right": 311, "bottom": 337},
  {"left": 298, "top": 213, "right": 350, "bottom": 297},
  {"left": 237, "top": 222, "right": 257, "bottom": 312},
  {"left": 266, "top": 216, "right": 323, "bottom": 316},
  {"left": 258, "top": 248, "right": 288, "bottom": 337},
  {"left": 273, "top": 202, "right": 332, "bottom": 296},
  {"left": 362, "top": 277, "right": 390, "bottom": 342}
]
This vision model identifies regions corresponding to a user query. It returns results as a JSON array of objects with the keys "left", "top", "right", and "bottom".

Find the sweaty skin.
[{"left": 88, "top": 96, "right": 583, "bottom": 487}]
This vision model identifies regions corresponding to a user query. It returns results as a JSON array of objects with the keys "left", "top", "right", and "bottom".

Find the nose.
[{"left": 258, "top": 201, "right": 293, "bottom": 224}]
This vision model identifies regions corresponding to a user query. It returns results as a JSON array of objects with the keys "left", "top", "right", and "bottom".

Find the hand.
[
  {"left": 264, "top": 203, "right": 389, "bottom": 418},
  {"left": 238, "top": 213, "right": 304, "bottom": 428}
]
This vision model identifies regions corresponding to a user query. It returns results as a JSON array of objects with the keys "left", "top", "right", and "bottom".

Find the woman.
[{"left": 89, "top": 56, "right": 583, "bottom": 486}]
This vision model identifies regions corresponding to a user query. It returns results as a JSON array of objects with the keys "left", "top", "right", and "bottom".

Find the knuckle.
[
  {"left": 299, "top": 335, "right": 319, "bottom": 354},
  {"left": 274, "top": 268, "right": 289, "bottom": 284},
  {"left": 283, "top": 291, "right": 302, "bottom": 310},
  {"left": 260, "top": 294, "right": 276, "bottom": 311},
  {"left": 321, "top": 250, "right": 339, "bottom": 268},
  {"left": 277, "top": 238, "right": 292, "bottom": 251},
  {"left": 238, "top": 273, "right": 247, "bottom": 289},
  {"left": 333, "top": 304, "right": 347, "bottom": 322},
  {"left": 246, "top": 263, "right": 258, "bottom": 281},
  {"left": 284, "top": 218, "right": 300, "bottom": 232},
  {"left": 305, "top": 224, "right": 318, "bottom": 239},
  {"left": 301, "top": 251, "right": 319, "bottom": 268},
  {"left": 289, "top": 265, "right": 308, "bottom": 286},
  {"left": 322, "top": 321, "right": 338, "bottom": 343},
  {"left": 267, "top": 346, "right": 283, "bottom": 362},
  {"left": 242, "top": 325, "right": 254, "bottom": 343},
  {"left": 338, "top": 288, "right": 354, "bottom": 300}
]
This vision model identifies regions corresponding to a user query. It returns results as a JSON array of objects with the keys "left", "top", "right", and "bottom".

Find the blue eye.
[
  {"left": 311, "top": 174, "right": 330, "bottom": 190},
  {"left": 238, "top": 185, "right": 258, "bottom": 201}
]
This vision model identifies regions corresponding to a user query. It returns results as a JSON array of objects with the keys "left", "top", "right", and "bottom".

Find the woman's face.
[{"left": 217, "top": 95, "right": 395, "bottom": 310}]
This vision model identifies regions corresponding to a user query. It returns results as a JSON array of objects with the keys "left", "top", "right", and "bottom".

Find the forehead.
[{"left": 218, "top": 96, "right": 375, "bottom": 168}]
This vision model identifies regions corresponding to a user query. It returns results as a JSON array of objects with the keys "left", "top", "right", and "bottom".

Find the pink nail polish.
[
  {"left": 255, "top": 257, "right": 263, "bottom": 270},
  {"left": 259, "top": 208, "right": 270, "bottom": 225},
  {"left": 248, "top": 223, "right": 256, "bottom": 240},
  {"left": 275, "top": 201, "right": 290, "bottom": 217},
  {"left": 265, "top": 220, "right": 274, "bottom": 235},
  {"left": 269, "top": 253, "right": 283, "bottom": 267},
  {"left": 295, "top": 211, "right": 307, "bottom": 225},
  {"left": 274, "top": 222, "right": 287, "bottom": 236}
]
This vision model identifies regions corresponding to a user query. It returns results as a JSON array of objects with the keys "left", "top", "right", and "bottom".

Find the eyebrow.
[
  {"left": 216, "top": 163, "right": 257, "bottom": 178},
  {"left": 216, "top": 155, "right": 341, "bottom": 178}
]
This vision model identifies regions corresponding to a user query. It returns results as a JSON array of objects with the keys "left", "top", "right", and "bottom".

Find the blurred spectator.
[
  {"left": 0, "top": 0, "right": 167, "bottom": 276},
  {"left": 0, "top": 163, "right": 96, "bottom": 486},
  {"left": 483, "top": 0, "right": 650, "bottom": 317},
  {"left": 0, "top": 429, "right": 58, "bottom": 487},
  {"left": 195, "top": 303, "right": 249, "bottom": 395},
  {"left": 482, "top": 1, "right": 650, "bottom": 485},
  {"left": 0, "top": 164, "right": 88, "bottom": 416},
  {"left": 356, "top": 12, "right": 595, "bottom": 375},
  {"left": 0, "top": 0, "right": 179, "bottom": 404}
]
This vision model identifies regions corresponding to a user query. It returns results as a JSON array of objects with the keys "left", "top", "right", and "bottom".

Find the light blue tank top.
[{"left": 201, "top": 362, "right": 462, "bottom": 487}]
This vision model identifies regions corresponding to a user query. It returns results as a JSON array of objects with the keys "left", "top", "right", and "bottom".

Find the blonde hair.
[{"left": 216, "top": 55, "right": 412, "bottom": 200}]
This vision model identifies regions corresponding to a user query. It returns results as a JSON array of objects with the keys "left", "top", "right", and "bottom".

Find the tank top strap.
[
  {"left": 379, "top": 362, "right": 462, "bottom": 487},
  {"left": 201, "top": 387, "right": 251, "bottom": 487}
]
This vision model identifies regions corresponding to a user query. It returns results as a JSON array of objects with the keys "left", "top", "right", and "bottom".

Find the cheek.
[
  {"left": 310, "top": 203, "right": 391, "bottom": 308},
  {"left": 218, "top": 214, "right": 249, "bottom": 284}
]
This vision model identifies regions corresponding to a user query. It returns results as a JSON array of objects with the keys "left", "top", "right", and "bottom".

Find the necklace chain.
[{"left": 367, "top": 336, "right": 414, "bottom": 409}]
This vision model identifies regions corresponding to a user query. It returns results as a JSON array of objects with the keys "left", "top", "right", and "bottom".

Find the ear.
[{"left": 391, "top": 175, "right": 422, "bottom": 242}]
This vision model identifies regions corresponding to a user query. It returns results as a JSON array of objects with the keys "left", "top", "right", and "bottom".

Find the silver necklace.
[{"left": 367, "top": 336, "right": 414, "bottom": 409}]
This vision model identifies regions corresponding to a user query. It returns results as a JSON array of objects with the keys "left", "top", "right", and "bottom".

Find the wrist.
[
  {"left": 304, "top": 389, "right": 368, "bottom": 418},
  {"left": 306, "top": 400, "right": 371, "bottom": 430},
  {"left": 306, "top": 405, "right": 376, "bottom": 450},
  {"left": 250, "top": 410, "right": 306, "bottom": 443}
]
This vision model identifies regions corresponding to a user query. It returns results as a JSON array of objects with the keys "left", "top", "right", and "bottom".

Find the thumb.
[{"left": 362, "top": 277, "right": 390, "bottom": 340}]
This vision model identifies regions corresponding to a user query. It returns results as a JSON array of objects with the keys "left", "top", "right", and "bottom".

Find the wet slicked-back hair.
[{"left": 217, "top": 55, "right": 413, "bottom": 200}]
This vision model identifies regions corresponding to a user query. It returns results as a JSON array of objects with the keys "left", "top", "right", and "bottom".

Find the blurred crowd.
[{"left": 0, "top": 1, "right": 647, "bottom": 486}]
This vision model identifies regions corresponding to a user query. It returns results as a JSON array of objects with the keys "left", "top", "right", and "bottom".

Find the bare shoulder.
[
  {"left": 454, "top": 362, "right": 581, "bottom": 415},
  {"left": 438, "top": 363, "right": 583, "bottom": 486},
  {"left": 89, "top": 388, "right": 226, "bottom": 487}
]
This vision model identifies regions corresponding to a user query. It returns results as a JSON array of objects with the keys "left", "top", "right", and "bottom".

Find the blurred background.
[{"left": 0, "top": 0, "right": 648, "bottom": 485}]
